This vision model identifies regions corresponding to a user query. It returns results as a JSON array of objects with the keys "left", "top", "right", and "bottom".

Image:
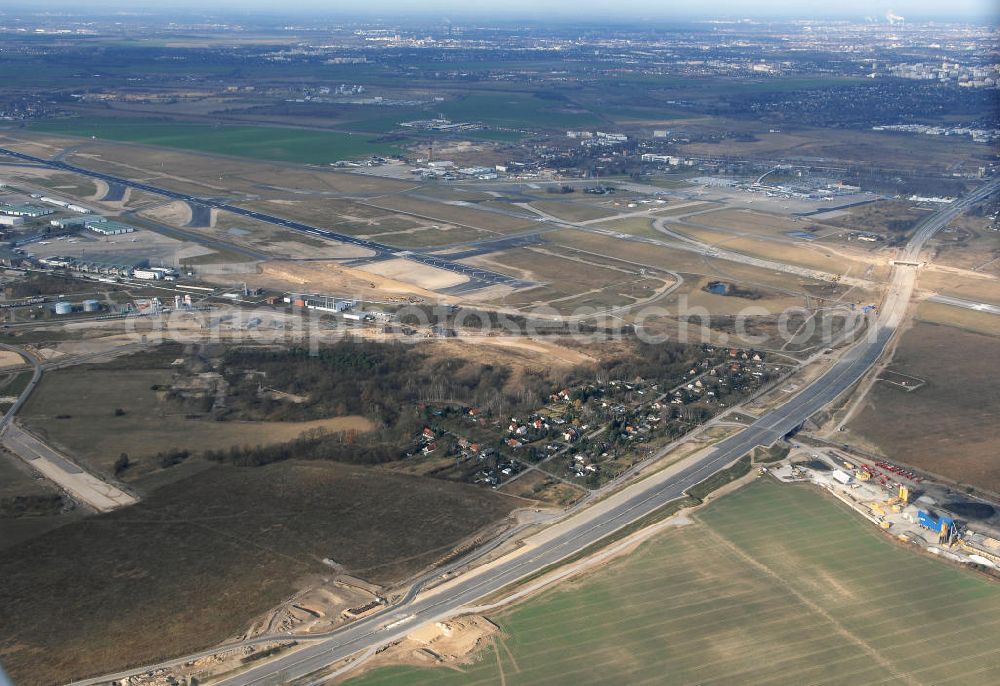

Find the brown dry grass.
[
  {"left": 677, "top": 127, "right": 985, "bottom": 170},
  {"left": 915, "top": 301, "right": 1000, "bottom": 337},
  {"left": 0, "top": 460, "right": 518, "bottom": 686},
  {"left": 367, "top": 196, "right": 537, "bottom": 234},
  {"left": 20, "top": 366, "right": 375, "bottom": 479},
  {"left": 918, "top": 267, "right": 1000, "bottom": 305},
  {"left": 208, "top": 260, "right": 445, "bottom": 302},
  {"left": 846, "top": 321, "right": 1000, "bottom": 492}
]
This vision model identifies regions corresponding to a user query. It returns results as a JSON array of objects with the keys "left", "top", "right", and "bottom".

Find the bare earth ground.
[
  {"left": 207, "top": 260, "right": 445, "bottom": 302},
  {"left": 0, "top": 351, "right": 26, "bottom": 368},
  {"left": 0, "top": 460, "right": 519, "bottom": 686},
  {"left": 846, "top": 321, "right": 1000, "bottom": 493},
  {"left": 357, "top": 258, "right": 469, "bottom": 291}
]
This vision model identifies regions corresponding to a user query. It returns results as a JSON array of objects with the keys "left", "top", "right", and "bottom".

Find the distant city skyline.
[{"left": 10, "top": 0, "right": 999, "bottom": 21}]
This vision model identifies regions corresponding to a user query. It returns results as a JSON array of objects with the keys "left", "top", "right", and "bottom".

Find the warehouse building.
[
  {"left": 0, "top": 203, "right": 53, "bottom": 218},
  {"left": 133, "top": 267, "right": 178, "bottom": 281},
  {"left": 38, "top": 255, "right": 148, "bottom": 277},
  {"left": 284, "top": 292, "right": 357, "bottom": 313},
  {"left": 87, "top": 220, "right": 136, "bottom": 236},
  {"left": 49, "top": 215, "right": 97, "bottom": 229},
  {"left": 48, "top": 216, "right": 138, "bottom": 235}
]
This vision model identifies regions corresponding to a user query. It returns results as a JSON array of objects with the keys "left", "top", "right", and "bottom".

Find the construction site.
[{"left": 768, "top": 449, "right": 1000, "bottom": 571}]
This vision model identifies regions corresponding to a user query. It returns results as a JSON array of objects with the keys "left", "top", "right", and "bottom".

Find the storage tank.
[
  {"left": 54, "top": 301, "right": 73, "bottom": 315},
  {"left": 82, "top": 299, "right": 101, "bottom": 313}
]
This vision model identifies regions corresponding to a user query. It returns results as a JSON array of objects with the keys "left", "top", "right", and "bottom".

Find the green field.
[
  {"left": 350, "top": 479, "right": 1000, "bottom": 686},
  {"left": 28, "top": 117, "right": 399, "bottom": 164}
]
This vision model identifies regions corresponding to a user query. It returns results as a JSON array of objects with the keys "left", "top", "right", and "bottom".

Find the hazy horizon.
[{"left": 5, "top": 0, "right": 998, "bottom": 22}]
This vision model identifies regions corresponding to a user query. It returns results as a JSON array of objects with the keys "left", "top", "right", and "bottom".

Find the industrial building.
[
  {"left": 49, "top": 216, "right": 97, "bottom": 229},
  {"left": 283, "top": 292, "right": 357, "bottom": 313},
  {"left": 0, "top": 203, "right": 53, "bottom": 218},
  {"left": 87, "top": 220, "right": 136, "bottom": 236},
  {"left": 48, "top": 216, "right": 138, "bottom": 235},
  {"left": 0, "top": 215, "right": 24, "bottom": 227},
  {"left": 133, "top": 267, "right": 178, "bottom": 281},
  {"left": 37, "top": 196, "right": 90, "bottom": 213},
  {"left": 38, "top": 255, "right": 148, "bottom": 278}
]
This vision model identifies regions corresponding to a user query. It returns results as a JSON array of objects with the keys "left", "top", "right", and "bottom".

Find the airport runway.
[
  {"left": 62, "top": 177, "right": 999, "bottom": 686},
  {"left": 202, "top": 177, "right": 1000, "bottom": 686},
  {"left": 0, "top": 148, "right": 526, "bottom": 290},
  {"left": 928, "top": 294, "right": 1000, "bottom": 316}
]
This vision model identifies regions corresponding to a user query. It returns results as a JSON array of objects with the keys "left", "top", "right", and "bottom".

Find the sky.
[{"left": 14, "top": 0, "right": 1000, "bottom": 21}]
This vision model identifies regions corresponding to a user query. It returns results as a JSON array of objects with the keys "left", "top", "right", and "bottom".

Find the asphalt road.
[
  {"left": 61, "top": 177, "right": 998, "bottom": 686},
  {"left": 6, "top": 152, "right": 985, "bottom": 684},
  {"left": 211, "top": 329, "right": 893, "bottom": 686},
  {"left": 0, "top": 342, "right": 140, "bottom": 512},
  {"left": 0, "top": 343, "right": 40, "bottom": 433},
  {"left": 0, "top": 148, "right": 524, "bottom": 289},
  {"left": 204, "top": 177, "right": 999, "bottom": 686}
]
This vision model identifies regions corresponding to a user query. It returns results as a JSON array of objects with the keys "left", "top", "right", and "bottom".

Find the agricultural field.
[
  {"left": 0, "top": 460, "right": 519, "bottom": 686},
  {"left": 847, "top": 321, "right": 1000, "bottom": 494},
  {"left": 915, "top": 301, "right": 1000, "bottom": 338},
  {"left": 27, "top": 117, "right": 400, "bottom": 164},
  {"left": 349, "top": 479, "right": 1000, "bottom": 686}
]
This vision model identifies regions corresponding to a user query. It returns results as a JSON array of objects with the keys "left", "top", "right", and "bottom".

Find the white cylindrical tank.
[{"left": 54, "top": 301, "right": 73, "bottom": 315}]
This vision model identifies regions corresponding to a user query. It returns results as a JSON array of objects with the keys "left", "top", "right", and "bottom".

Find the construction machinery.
[{"left": 917, "top": 511, "right": 959, "bottom": 545}]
